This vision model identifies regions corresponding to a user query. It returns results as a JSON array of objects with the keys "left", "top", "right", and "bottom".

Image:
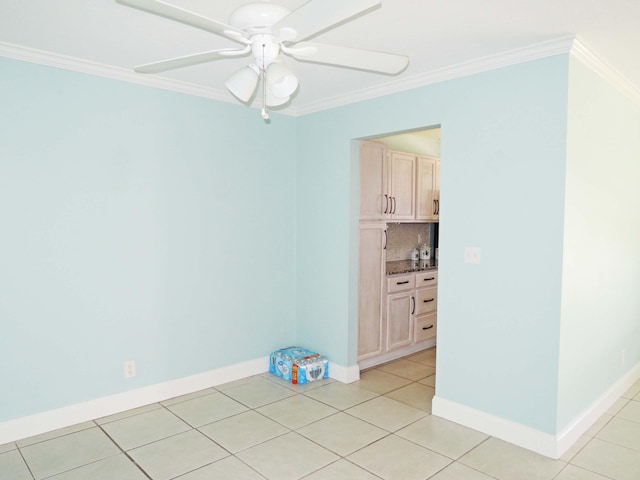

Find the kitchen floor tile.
[
  {"left": 354, "top": 369, "right": 412, "bottom": 395},
  {"left": 302, "top": 382, "right": 378, "bottom": 411},
  {"left": 160, "top": 387, "right": 217, "bottom": 407},
  {"left": 406, "top": 347, "right": 437, "bottom": 367},
  {"left": 346, "top": 396, "right": 426, "bottom": 432},
  {"left": 554, "top": 464, "right": 612, "bottom": 480},
  {"left": 0, "top": 449, "right": 33, "bottom": 480},
  {"left": 128, "top": 429, "right": 228, "bottom": 480},
  {"left": 176, "top": 455, "right": 267, "bottom": 479},
  {"left": 166, "top": 391, "right": 248, "bottom": 427},
  {"left": 585, "top": 414, "right": 612, "bottom": 437},
  {"left": 616, "top": 398, "right": 640, "bottom": 423},
  {"left": 0, "top": 443, "right": 16, "bottom": 454},
  {"left": 384, "top": 383, "right": 435, "bottom": 411},
  {"left": 427, "top": 462, "right": 495, "bottom": 480},
  {"left": 396, "top": 416, "right": 488, "bottom": 459},
  {"left": 236, "top": 432, "right": 338, "bottom": 480},
  {"left": 95, "top": 403, "right": 162, "bottom": 425},
  {"left": 16, "top": 421, "right": 95, "bottom": 448},
  {"left": 622, "top": 379, "right": 640, "bottom": 399},
  {"left": 595, "top": 416, "right": 640, "bottom": 451},
  {"left": 46, "top": 454, "right": 147, "bottom": 480},
  {"left": 571, "top": 437, "right": 640, "bottom": 480},
  {"left": 347, "top": 434, "right": 451, "bottom": 480},
  {"left": 20, "top": 427, "right": 120, "bottom": 479},
  {"left": 297, "top": 412, "right": 387, "bottom": 456},
  {"left": 458, "top": 437, "right": 565, "bottom": 480},
  {"left": 378, "top": 359, "right": 436, "bottom": 381},
  {"left": 606, "top": 397, "right": 630, "bottom": 416},
  {"left": 419, "top": 373, "right": 436, "bottom": 387},
  {"left": 100, "top": 407, "right": 191, "bottom": 451},
  {"left": 301, "top": 458, "right": 381, "bottom": 480},
  {"left": 256, "top": 394, "right": 338, "bottom": 430},
  {"left": 222, "top": 377, "right": 296, "bottom": 409},
  {"left": 266, "top": 376, "right": 335, "bottom": 393},
  {"left": 199, "top": 410, "right": 288, "bottom": 453}
]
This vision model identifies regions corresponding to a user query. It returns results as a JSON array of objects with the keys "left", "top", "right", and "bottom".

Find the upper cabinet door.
[
  {"left": 416, "top": 155, "right": 440, "bottom": 221},
  {"left": 388, "top": 151, "right": 416, "bottom": 220},
  {"left": 360, "top": 141, "right": 388, "bottom": 221}
]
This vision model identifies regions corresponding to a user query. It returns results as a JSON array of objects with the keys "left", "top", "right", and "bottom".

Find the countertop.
[{"left": 386, "top": 259, "right": 438, "bottom": 275}]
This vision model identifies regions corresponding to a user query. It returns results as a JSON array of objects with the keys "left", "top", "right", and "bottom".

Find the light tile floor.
[{"left": 2, "top": 347, "right": 640, "bottom": 479}]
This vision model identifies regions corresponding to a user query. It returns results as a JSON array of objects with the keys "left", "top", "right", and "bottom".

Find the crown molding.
[
  {"left": 570, "top": 37, "right": 640, "bottom": 106},
  {"left": 290, "top": 35, "right": 577, "bottom": 116},
  {"left": 0, "top": 41, "right": 234, "bottom": 104},
  {"left": 3, "top": 35, "right": 638, "bottom": 116}
]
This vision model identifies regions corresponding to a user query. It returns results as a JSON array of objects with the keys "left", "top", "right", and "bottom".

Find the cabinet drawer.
[
  {"left": 415, "top": 286, "right": 437, "bottom": 315},
  {"left": 415, "top": 313, "right": 437, "bottom": 342},
  {"left": 416, "top": 271, "right": 437, "bottom": 287},
  {"left": 387, "top": 274, "right": 415, "bottom": 293}
]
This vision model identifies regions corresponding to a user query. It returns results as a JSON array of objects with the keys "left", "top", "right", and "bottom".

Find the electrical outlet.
[
  {"left": 464, "top": 247, "right": 481, "bottom": 264},
  {"left": 124, "top": 360, "right": 136, "bottom": 379}
]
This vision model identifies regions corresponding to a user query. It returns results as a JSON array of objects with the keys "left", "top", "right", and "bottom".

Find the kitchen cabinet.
[
  {"left": 359, "top": 268, "right": 438, "bottom": 368},
  {"left": 357, "top": 223, "right": 386, "bottom": 360},
  {"left": 414, "top": 271, "right": 438, "bottom": 343},
  {"left": 387, "top": 151, "right": 416, "bottom": 220},
  {"left": 416, "top": 155, "right": 440, "bottom": 221},
  {"left": 360, "top": 141, "right": 438, "bottom": 222},
  {"left": 386, "top": 274, "right": 415, "bottom": 350},
  {"left": 359, "top": 141, "right": 387, "bottom": 221}
]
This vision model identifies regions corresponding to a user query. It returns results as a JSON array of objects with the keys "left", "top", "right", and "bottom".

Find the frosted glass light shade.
[
  {"left": 266, "top": 86, "right": 289, "bottom": 107},
  {"left": 267, "top": 62, "right": 298, "bottom": 98},
  {"left": 225, "top": 65, "right": 259, "bottom": 102}
]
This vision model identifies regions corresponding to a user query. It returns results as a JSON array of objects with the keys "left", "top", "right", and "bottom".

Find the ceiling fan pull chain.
[{"left": 261, "top": 42, "right": 269, "bottom": 120}]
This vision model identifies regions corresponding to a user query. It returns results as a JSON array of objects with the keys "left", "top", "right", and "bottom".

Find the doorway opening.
[{"left": 356, "top": 126, "right": 441, "bottom": 384}]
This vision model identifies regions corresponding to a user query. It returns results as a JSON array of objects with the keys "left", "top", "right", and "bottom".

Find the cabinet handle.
[
  {"left": 433, "top": 199, "right": 437, "bottom": 215},
  {"left": 391, "top": 196, "right": 396, "bottom": 214},
  {"left": 435, "top": 199, "right": 440, "bottom": 215},
  {"left": 422, "top": 325, "right": 434, "bottom": 330},
  {"left": 411, "top": 296, "right": 415, "bottom": 314},
  {"left": 423, "top": 298, "right": 435, "bottom": 303},
  {"left": 396, "top": 280, "right": 410, "bottom": 285},
  {"left": 383, "top": 194, "right": 388, "bottom": 214},
  {"left": 383, "top": 230, "right": 387, "bottom": 250},
  {"left": 423, "top": 277, "right": 435, "bottom": 281}
]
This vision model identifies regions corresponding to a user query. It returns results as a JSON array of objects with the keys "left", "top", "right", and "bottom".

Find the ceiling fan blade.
[
  {"left": 273, "top": 0, "right": 380, "bottom": 42},
  {"left": 135, "top": 47, "right": 250, "bottom": 74},
  {"left": 290, "top": 42, "right": 408, "bottom": 74},
  {"left": 116, "top": 0, "right": 245, "bottom": 43}
]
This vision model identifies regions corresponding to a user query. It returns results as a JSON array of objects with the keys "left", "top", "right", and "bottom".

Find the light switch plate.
[{"left": 464, "top": 247, "right": 481, "bottom": 264}]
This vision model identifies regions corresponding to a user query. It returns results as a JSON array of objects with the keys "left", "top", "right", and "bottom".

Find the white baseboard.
[
  {"left": 329, "top": 362, "right": 361, "bottom": 383},
  {"left": 0, "top": 356, "right": 269, "bottom": 445},
  {"left": 555, "top": 361, "right": 640, "bottom": 457},
  {"left": 433, "top": 361, "right": 640, "bottom": 459}
]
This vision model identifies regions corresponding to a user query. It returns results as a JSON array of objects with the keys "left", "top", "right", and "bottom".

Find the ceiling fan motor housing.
[{"left": 229, "top": 3, "right": 291, "bottom": 35}]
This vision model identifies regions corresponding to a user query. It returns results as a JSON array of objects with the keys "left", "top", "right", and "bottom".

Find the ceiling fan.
[{"left": 116, "top": 0, "right": 409, "bottom": 118}]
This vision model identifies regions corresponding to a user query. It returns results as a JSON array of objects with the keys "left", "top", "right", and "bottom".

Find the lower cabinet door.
[
  {"left": 415, "top": 312, "right": 437, "bottom": 342},
  {"left": 386, "top": 291, "right": 414, "bottom": 350}
]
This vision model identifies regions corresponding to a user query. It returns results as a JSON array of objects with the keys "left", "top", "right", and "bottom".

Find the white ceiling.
[{"left": 1, "top": 0, "right": 639, "bottom": 115}]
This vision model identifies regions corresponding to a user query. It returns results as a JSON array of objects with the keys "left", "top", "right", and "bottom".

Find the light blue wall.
[
  {"left": 557, "top": 58, "right": 640, "bottom": 430},
  {"left": 296, "top": 55, "right": 570, "bottom": 433},
  {"left": 0, "top": 57, "right": 298, "bottom": 422}
]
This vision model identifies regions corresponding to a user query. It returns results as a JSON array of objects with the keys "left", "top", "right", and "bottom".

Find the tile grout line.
[{"left": 94, "top": 422, "right": 153, "bottom": 480}]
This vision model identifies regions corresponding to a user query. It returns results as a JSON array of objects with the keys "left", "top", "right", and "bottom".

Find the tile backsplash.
[{"left": 386, "top": 223, "right": 434, "bottom": 261}]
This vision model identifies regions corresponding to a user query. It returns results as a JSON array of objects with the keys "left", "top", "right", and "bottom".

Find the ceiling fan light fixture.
[
  {"left": 265, "top": 87, "right": 290, "bottom": 107},
  {"left": 266, "top": 62, "right": 298, "bottom": 98},
  {"left": 225, "top": 64, "right": 260, "bottom": 102}
]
